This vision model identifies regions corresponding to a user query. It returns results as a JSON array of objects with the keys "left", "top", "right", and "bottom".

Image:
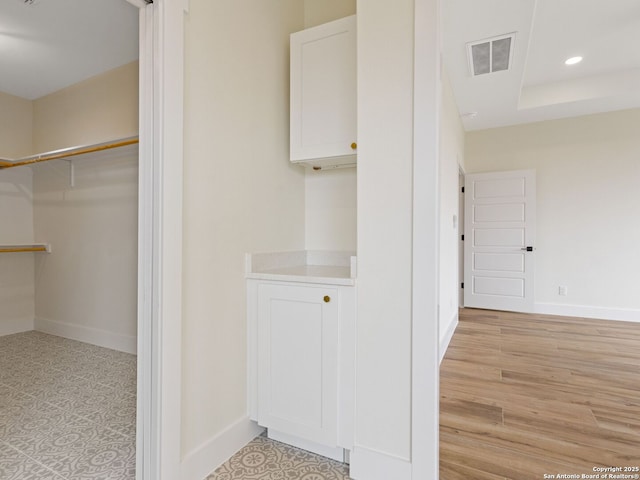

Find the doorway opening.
[{"left": 0, "top": 1, "right": 142, "bottom": 478}]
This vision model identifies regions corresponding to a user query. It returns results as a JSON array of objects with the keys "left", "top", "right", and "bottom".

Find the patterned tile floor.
[
  {"left": 206, "top": 434, "right": 351, "bottom": 480},
  {"left": 0, "top": 331, "right": 136, "bottom": 480}
]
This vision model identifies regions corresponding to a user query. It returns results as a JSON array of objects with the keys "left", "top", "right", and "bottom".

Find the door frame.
[
  {"left": 412, "top": 0, "right": 441, "bottom": 477},
  {"left": 459, "top": 165, "right": 465, "bottom": 307},
  {"left": 131, "top": 1, "right": 443, "bottom": 479},
  {"left": 129, "top": 0, "right": 186, "bottom": 479}
]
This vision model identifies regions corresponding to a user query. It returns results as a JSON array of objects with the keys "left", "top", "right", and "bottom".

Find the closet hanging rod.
[
  {"left": 0, "top": 136, "right": 139, "bottom": 170},
  {"left": 0, "top": 244, "right": 51, "bottom": 254}
]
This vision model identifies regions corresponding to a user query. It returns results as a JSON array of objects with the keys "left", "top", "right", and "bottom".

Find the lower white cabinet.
[{"left": 247, "top": 279, "right": 355, "bottom": 459}]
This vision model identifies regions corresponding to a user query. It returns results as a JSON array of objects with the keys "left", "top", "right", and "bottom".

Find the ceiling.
[
  {"left": 0, "top": 0, "right": 138, "bottom": 100},
  {"left": 442, "top": 0, "right": 640, "bottom": 131},
  {"left": 2, "top": 0, "right": 637, "bottom": 130}
]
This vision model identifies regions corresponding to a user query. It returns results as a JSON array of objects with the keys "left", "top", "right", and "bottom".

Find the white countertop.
[{"left": 246, "top": 251, "right": 356, "bottom": 286}]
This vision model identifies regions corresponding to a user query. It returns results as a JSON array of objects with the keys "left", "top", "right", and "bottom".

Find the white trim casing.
[
  {"left": 150, "top": 1, "right": 186, "bottom": 479},
  {"left": 136, "top": 1, "right": 186, "bottom": 479},
  {"left": 136, "top": 4, "right": 154, "bottom": 480},
  {"left": 412, "top": 0, "right": 441, "bottom": 478}
]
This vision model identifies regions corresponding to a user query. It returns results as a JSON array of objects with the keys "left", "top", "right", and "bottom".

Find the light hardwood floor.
[{"left": 440, "top": 308, "right": 640, "bottom": 480}]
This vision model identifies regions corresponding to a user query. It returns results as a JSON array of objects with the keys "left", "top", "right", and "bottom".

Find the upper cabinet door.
[{"left": 290, "top": 15, "right": 357, "bottom": 169}]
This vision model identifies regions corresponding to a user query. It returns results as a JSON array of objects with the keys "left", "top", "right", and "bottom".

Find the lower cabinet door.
[{"left": 257, "top": 283, "right": 339, "bottom": 447}]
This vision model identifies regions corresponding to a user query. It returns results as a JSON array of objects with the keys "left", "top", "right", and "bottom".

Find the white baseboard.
[
  {"left": 181, "top": 416, "right": 264, "bottom": 480},
  {"left": 0, "top": 317, "right": 34, "bottom": 336},
  {"left": 349, "top": 446, "right": 411, "bottom": 480},
  {"left": 34, "top": 316, "right": 137, "bottom": 354},
  {"left": 534, "top": 303, "right": 640, "bottom": 323},
  {"left": 439, "top": 311, "right": 459, "bottom": 364}
]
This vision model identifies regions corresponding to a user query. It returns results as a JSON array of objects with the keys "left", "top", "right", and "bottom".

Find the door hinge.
[
  {"left": 461, "top": 186, "right": 465, "bottom": 193},
  {"left": 461, "top": 234, "right": 464, "bottom": 241},
  {"left": 461, "top": 282, "right": 464, "bottom": 289}
]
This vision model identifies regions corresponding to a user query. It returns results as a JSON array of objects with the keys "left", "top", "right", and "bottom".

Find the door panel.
[
  {"left": 473, "top": 176, "right": 526, "bottom": 198},
  {"left": 474, "top": 203, "right": 524, "bottom": 222},
  {"left": 464, "top": 169, "right": 536, "bottom": 312},
  {"left": 473, "top": 228, "right": 524, "bottom": 247},
  {"left": 473, "top": 252, "right": 524, "bottom": 272},
  {"left": 473, "top": 276, "right": 524, "bottom": 297}
]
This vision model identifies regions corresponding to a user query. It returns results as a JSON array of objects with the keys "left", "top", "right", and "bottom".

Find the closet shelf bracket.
[{"left": 65, "top": 160, "right": 75, "bottom": 188}]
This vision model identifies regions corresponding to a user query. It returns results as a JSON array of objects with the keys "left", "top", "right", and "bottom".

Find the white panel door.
[
  {"left": 464, "top": 170, "right": 536, "bottom": 312},
  {"left": 257, "top": 283, "right": 339, "bottom": 447}
]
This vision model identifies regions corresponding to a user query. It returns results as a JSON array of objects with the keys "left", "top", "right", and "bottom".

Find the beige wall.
[
  {"left": 439, "top": 70, "right": 465, "bottom": 349},
  {"left": 304, "top": 0, "right": 356, "bottom": 28},
  {"left": 305, "top": 167, "right": 357, "bottom": 251},
  {"left": 465, "top": 109, "right": 640, "bottom": 318},
  {"left": 0, "top": 92, "right": 35, "bottom": 335},
  {"left": 0, "top": 92, "right": 33, "bottom": 158},
  {"left": 303, "top": 0, "right": 358, "bottom": 252},
  {"left": 0, "top": 167, "right": 35, "bottom": 335},
  {"left": 33, "top": 62, "right": 138, "bottom": 152},
  {"left": 181, "top": 0, "right": 306, "bottom": 459},
  {"left": 32, "top": 63, "right": 139, "bottom": 352}
]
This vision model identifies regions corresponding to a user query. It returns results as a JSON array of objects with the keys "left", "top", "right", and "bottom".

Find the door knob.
[
  {"left": 350, "top": 142, "right": 357, "bottom": 150},
  {"left": 323, "top": 295, "right": 331, "bottom": 303}
]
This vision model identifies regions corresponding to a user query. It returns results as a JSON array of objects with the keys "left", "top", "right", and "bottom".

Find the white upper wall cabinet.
[{"left": 290, "top": 15, "right": 357, "bottom": 169}]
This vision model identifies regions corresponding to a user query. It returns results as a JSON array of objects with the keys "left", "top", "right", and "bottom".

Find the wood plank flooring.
[{"left": 440, "top": 308, "right": 640, "bottom": 480}]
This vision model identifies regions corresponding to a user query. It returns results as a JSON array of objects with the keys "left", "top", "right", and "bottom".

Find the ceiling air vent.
[{"left": 467, "top": 33, "right": 515, "bottom": 76}]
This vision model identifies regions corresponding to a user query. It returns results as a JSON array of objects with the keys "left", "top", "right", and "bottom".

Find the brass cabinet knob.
[
  {"left": 350, "top": 142, "right": 357, "bottom": 150},
  {"left": 323, "top": 295, "right": 331, "bottom": 303}
]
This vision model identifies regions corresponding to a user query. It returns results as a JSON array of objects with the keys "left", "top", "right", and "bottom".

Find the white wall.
[
  {"left": 438, "top": 71, "right": 465, "bottom": 355},
  {"left": 303, "top": 0, "right": 358, "bottom": 252},
  {"left": 465, "top": 108, "right": 640, "bottom": 321},
  {"left": 352, "top": 0, "right": 415, "bottom": 476},
  {"left": 181, "top": 0, "right": 305, "bottom": 473},
  {"left": 0, "top": 92, "right": 35, "bottom": 335},
  {"left": 305, "top": 168, "right": 357, "bottom": 251},
  {"left": 32, "top": 62, "right": 139, "bottom": 352}
]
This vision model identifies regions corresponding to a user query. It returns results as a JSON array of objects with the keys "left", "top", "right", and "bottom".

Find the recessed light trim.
[{"left": 565, "top": 56, "right": 583, "bottom": 65}]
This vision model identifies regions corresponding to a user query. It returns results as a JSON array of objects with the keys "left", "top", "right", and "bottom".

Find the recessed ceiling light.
[{"left": 565, "top": 56, "right": 583, "bottom": 65}]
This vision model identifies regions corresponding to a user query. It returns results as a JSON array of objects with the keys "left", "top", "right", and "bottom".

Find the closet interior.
[
  {"left": 0, "top": 1, "right": 140, "bottom": 479},
  {"left": 0, "top": 71, "right": 140, "bottom": 352}
]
